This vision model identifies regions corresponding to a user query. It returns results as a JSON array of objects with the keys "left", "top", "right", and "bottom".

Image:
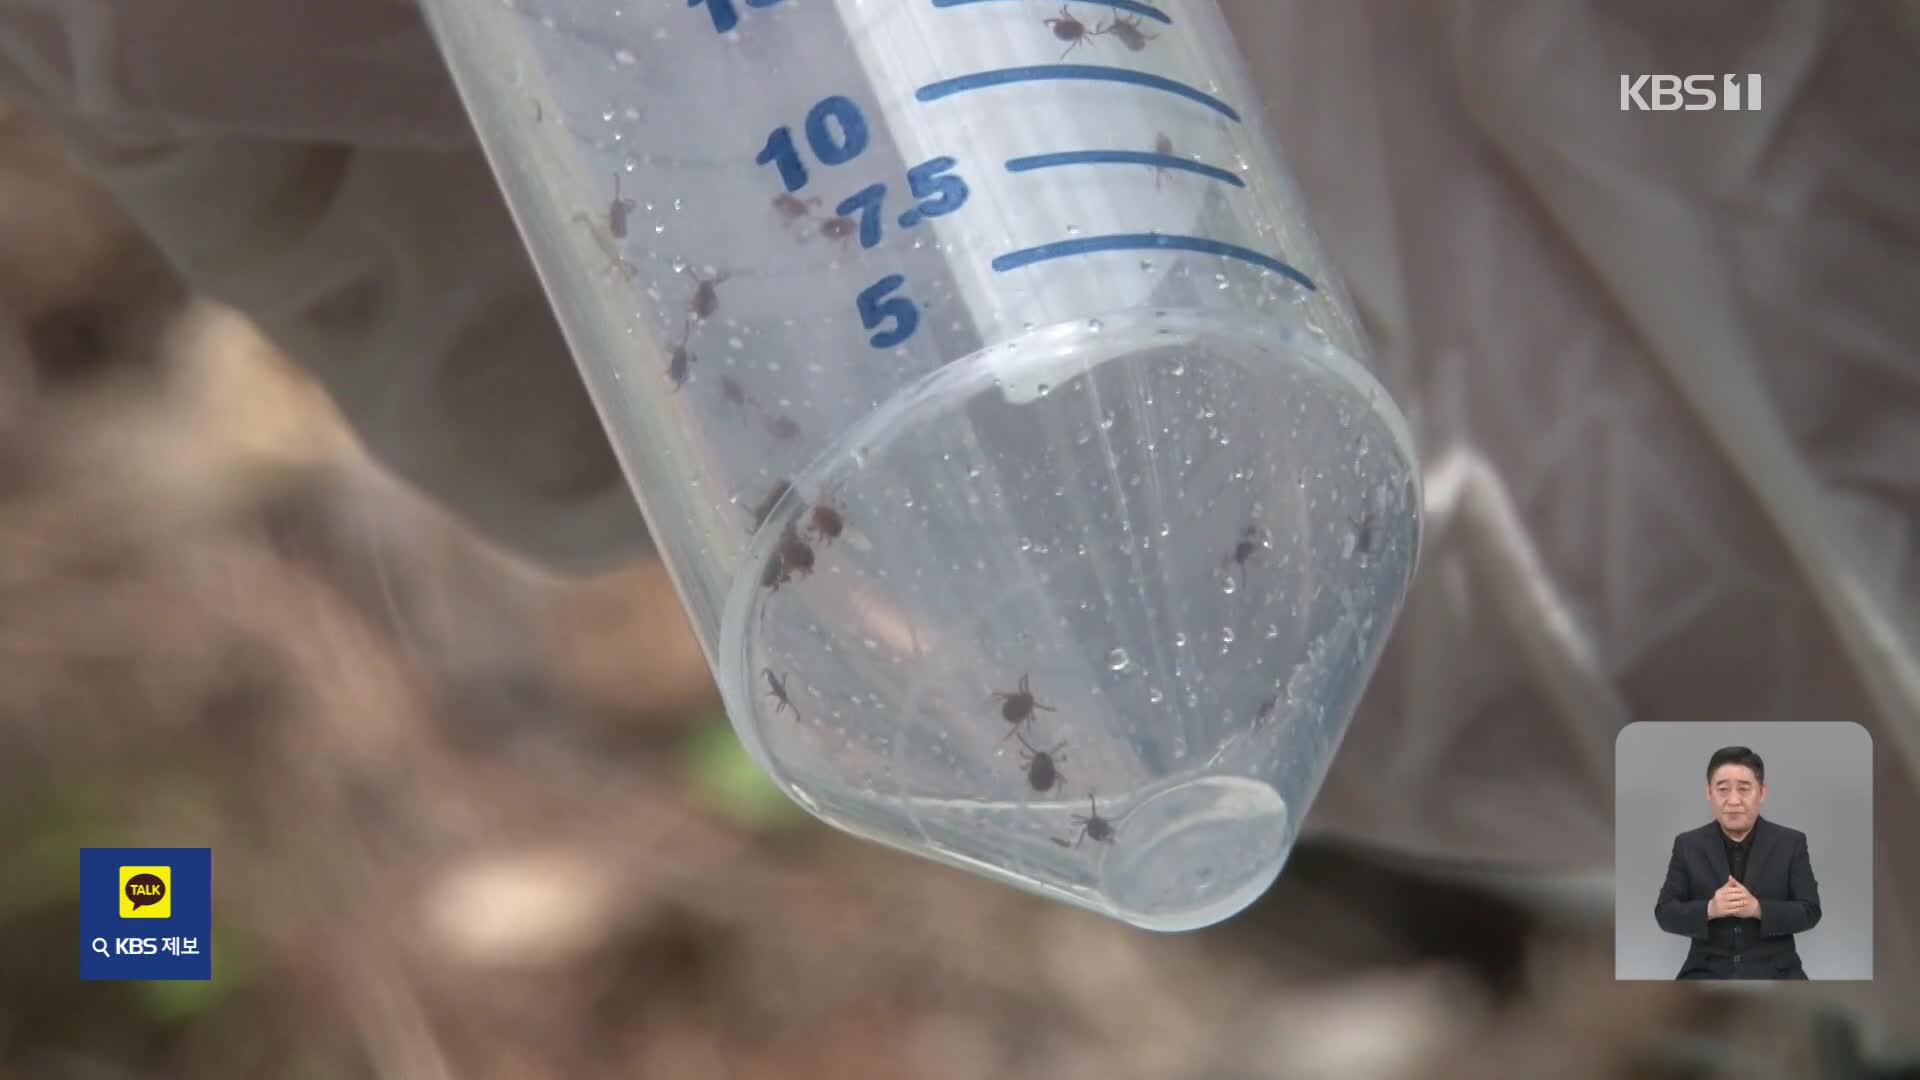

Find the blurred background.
[
  {"left": 0, "top": 103, "right": 1906, "bottom": 1080},
  {"left": 2, "top": 0, "right": 1918, "bottom": 1076}
]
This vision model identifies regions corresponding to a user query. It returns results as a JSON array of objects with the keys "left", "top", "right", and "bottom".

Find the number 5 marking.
[{"left": 857, "top": 274, "right": 918, "bottom": 349}]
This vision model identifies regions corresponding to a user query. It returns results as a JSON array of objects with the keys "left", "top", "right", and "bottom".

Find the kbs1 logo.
[{"left": 1619, "top": 74, "right": 1763, "bottom": 112}]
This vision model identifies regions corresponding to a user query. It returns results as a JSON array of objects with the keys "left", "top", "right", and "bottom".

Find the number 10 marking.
[{"left": 756, "top": 96, "right": 870, "bottom": 192}]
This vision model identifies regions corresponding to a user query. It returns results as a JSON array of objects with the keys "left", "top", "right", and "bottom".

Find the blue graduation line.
[
  {"left": 916, "top": 65, "right": 1241, "bottom": 122},
  {"left": 1006, "top": 149, "right": 1246, "bottom": 188},
  {"left": 992, "top": 233, "right": 1317, "bottom": 292}
]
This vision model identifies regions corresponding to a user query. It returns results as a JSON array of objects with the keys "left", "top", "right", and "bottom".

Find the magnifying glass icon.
[{"left": 90, "top": 937, "right": 109, "bottom": 957}]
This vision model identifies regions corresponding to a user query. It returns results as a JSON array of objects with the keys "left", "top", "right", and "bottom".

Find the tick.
[
  {"left": 1153, "top": 133, "right": 1175, "bottom": 189},
  {"left": 776, "top": 522, "right": 816, "bottom": 580},
  {"left": 719, "top": 373, "right": 750, "bottom": 408},
  {"left": 773, "top": 192, "right": 821, "bottom": 226},
  {"left": 687, "top": 269, "right": 730, "bottom": 321},
  {"left": 607, "top": 173, "right": 637, "bottom": 239},
  {"left": 763, "top": 668, "right": 800, "bottom": 720},
  {"left": 1054, "top": 793, "right": 1116, "bottom": 848},
  {"left": 760, "top": 553, "right": 789, "bottom": 592},
  {"left": 819, "top": 215, "right": 857, "bottom": 249},
  {"left": 666, "top": 344, "right": 694, "bottom": 391},
  {"left": 760, "top": 523, "right": 816, "bottom": 593},
  {"left": 1095, "top": 13, "right": 1156, "bottom": 51},
  {"left": 1223, "top": 524, "right": 1262, "bottom": 588},
  {"left": 1253, "top": 695, "right": 1277, "bottom": 726},
  {"left": 1015, "top": 732, "right": 1068, "bottom": 793},
  {"left": 764, "top": 414, "right": 801, "bottom": 441},
  {"left": 1349, "top": 510, "right": 1376, "bottom": 567},
  {"left": 1044, "top": 6, "right": 1094, "bottom": 58},
  {"left": 992, "top": 672, "right": 1056, "bottom": 741},
  {"left": 806, "top": 503, "right": 844, "bottom": 546}
]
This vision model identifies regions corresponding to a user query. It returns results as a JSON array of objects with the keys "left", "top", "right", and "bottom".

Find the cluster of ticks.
[
  {"left": 1042, "top": 5, "right": 1159, "bottom": 59},
  {"left": 746, "top": 504, "right": 1382, "bottom": 852},
  {"left": 987, "top": 672, "right": 1117, "bottom": 850},
  {"left": 581, "top": 172, "right": 808, "bottom": 440},
  {"left": 677, "top": 267, "right": 806, "bottom": 442},
  {"left": 745, "top": 478, "right": 843, "bottom": 593},
  {"left": 768, "top": 192, "right": 863, "bottom": 251},
  {"left": 762, "top": 660, "right": 1116, "bottom": 850},
  {"left": 745, "top": 473, "right": 1117, "bottom": 848}
]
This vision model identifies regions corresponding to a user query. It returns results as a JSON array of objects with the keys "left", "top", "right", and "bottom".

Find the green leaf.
[{"left": 681, "top": 716, "right": 802, "bottom": 829}]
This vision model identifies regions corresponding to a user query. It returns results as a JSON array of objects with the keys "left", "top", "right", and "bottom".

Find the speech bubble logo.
[{"left": 124, "top": 872, "right": 166, "bottom": 911}]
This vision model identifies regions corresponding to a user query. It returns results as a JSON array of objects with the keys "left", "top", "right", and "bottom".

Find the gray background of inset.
[{"left": 1615, "top": 722, "right": 1873, "bottom": 980}]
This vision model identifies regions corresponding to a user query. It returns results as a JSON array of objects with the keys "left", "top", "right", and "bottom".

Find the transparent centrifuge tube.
[{"left": 419, "top": 0, "right": 1423, "bottom": 931}]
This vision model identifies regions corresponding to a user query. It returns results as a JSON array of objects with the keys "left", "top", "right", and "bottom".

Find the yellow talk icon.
[{"left": 119, "top": 865, "right": 171, "bottom": 919}]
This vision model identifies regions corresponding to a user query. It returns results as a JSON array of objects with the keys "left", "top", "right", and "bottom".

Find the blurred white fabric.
[{"left": 2, "top": 0, "right": 1915, "bottom": 1030}]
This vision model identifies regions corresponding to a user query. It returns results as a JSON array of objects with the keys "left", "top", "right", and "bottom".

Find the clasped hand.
[{"left": 1708, "top": 876, "right": 1763, "bottom": 919}]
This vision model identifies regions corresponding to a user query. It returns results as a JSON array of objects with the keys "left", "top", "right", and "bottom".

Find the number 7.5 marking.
[{"left": 827, "top": 158, "right": 971, "bottom": 252}]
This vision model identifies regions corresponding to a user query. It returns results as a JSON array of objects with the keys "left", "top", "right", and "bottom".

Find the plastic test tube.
[{"left": 418, "top": 0, "right": 1423, "bottom": 931}]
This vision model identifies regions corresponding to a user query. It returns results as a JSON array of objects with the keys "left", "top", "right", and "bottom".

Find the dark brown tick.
[
  {"left": 719, "top": 373, "right": 750, "bottom": 408},
  {"left": 608, "top": 173, "right": 637, "bottom": 239},
  {"left": 760, "top": 552, "right": 789, "bottom": 592},
  {"left": 1350, "top": 510, "right": 1376, "bottom": 567},
  {"left": 1043, "top": 6, "right": 1094, "bottom": 58},
  {"left": 1254, "top": 695, "right": 1277, "bottom": 726},
  {"left": 1015, "top": 732, "right": 1069, "bottom": 793},
  {"left": 763, "top": 668, "right": 800, "bottom": 720},
  {"left": 773, "top": 192, "right": 821, "bottom": 224},
  {"left": 1153, "top": 132, "right": 1175, "bottom": 189},
  {"left": 1054, "top": 793, "right": 1116, "bottom": 848},
  {"left": 806, "top": 503, "right": 844, "bottom": 546},
  {"left": 666, "top": 344, "right": 694, "bottom": 391},
  {"left": 819, "top": 215, "right": 857, "bottom": 248},
  {"left": 1224, "top": 524, "right": 1262, "bottom": 587},
  {"left": 761, "top": 523, "right": 815, "bottom": 593},
  {"left": 776, "top": 522, "right": 816, "bottom": 580},
  {"left": 687, "top": 269, "right": 730, "bottom": 320},
  {"left": 764, "top": 414, "right": 802, "bottom": 441},
  {"left": 1095, "top": 13, "right": 1157, "bottom": 51},
  {"left": 992, "top": 672, "right": 1056, "bottom": 742}
]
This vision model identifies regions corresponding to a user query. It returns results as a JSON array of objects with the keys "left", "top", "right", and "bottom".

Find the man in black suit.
[{"left": 1654, "top": 745, "right": 1822, "bottom": 979}]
